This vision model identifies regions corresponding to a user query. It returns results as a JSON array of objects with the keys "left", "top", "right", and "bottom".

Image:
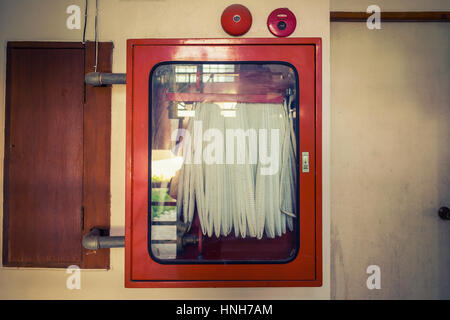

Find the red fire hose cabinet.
[{"left": 125, "top": 38, "right": 322, "bottom": 287}]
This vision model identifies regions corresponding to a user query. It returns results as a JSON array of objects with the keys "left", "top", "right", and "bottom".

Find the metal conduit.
[{"left": 85, "top": 72, "right": 126, "bottom": 86}]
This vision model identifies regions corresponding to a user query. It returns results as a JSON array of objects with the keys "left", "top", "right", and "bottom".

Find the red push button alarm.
[
  {"left": 221, "top": 4, "right": 252, "bottom": 36},
  {"left": 267, "top": 8, "right": 297, "bottom": 37}
]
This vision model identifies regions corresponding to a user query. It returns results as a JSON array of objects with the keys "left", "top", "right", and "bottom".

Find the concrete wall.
[{"left": 0, "top": 0, "right": 331, "bottom": 299}]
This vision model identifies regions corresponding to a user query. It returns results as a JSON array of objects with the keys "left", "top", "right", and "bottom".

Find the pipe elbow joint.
[
  {"left": 84, "top": 72, "right": 102, "bottom": 86},
  {"left": 82, "top": 229, "right": 101, "bottom": 250}
]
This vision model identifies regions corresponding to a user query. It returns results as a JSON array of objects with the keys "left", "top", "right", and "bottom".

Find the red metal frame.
[{"left": 125, "top": 38, "right": 322, "bottom": 288}]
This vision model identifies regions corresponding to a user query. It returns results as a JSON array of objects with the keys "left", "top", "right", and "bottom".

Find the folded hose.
[{"left": 176, "top": 100, "right": 297, "bottom": 238}]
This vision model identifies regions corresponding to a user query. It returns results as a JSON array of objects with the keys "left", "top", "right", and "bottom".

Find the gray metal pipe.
[
  {"left": 82, "top": 228, "right": 125, "bottom": 250},
  {"left": 85, "top": 72, "right": 126, "bottom": 86}
]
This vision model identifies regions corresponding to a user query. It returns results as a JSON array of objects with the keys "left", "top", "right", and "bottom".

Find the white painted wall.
[{"left": 0, "top": 0, "right": 330, "bottom": 299}]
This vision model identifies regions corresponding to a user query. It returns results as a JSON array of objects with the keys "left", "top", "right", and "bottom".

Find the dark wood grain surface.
[
  {"left": 3, "top": 42, "right": 112, "bottom": 268},
  {"left": 81, "top": 41, "right": 113, "bottom": 269},
  {"left": 4, "top": 46, "right": 84, "bottom": 267},
  {"left": 331, "top": 11, "right": 450, "bottom": 22}
]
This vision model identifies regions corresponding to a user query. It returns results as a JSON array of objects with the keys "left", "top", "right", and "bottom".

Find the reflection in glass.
[{"left": 150, "top": 63, "right": 298, "bottom": 262}]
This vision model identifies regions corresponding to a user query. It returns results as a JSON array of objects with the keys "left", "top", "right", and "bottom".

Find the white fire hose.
[{"left": 176, "top": 99, "right": 297, "bottom": 239}]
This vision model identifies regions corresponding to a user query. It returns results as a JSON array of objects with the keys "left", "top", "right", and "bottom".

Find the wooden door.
[
  {"left": 4, "top": 45, "right": 84, "bottom": 267},
  {"left": 3, "top": 42, "right": 112, "bottom": 268}
]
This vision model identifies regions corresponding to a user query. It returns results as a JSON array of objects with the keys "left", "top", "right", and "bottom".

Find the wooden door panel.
[{"left": 5, "top": 47, "right": 84, "bottom": 266}]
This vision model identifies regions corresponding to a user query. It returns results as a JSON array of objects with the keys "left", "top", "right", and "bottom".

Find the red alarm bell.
[
  {"left": 267, "top": 8, "right": 297, "bottom": 37},
  {"left": 221, "top": 4, "right": 252, "bottom": 36}
]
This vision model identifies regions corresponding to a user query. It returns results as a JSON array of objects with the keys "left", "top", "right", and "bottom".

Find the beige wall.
[
  {"left": 330, "top": 22, "right": 450, "bottom": 299},
  {"left": 0, "top": 0, "right": 331, "bottom": 299}
]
